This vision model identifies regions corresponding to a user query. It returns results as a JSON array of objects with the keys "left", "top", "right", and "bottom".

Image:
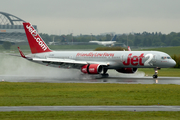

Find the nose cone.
[{"left": 169, "top": 59, "right": 176, "bottom": 67}]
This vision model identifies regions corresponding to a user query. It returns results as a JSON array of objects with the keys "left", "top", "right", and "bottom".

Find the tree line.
[{"left": 39, "top": 31, "right": 180, "bottom": 47}]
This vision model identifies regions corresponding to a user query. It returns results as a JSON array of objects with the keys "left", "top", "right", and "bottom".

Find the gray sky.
[{"left": 1, "top": 0, "right": 180, "bottom": 35}]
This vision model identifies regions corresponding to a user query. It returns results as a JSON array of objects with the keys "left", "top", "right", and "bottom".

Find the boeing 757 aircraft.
[
  {"left": 89, "top": 35, "right": 116, "bottom": 46},
  {"left": 18, "top": 22, "right": 176, "bottom": 78}
]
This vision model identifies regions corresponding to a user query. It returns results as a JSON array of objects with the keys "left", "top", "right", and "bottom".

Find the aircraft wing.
[
  {"left": 8, "top": 47, "right": 32, "bottom": 59},
  {"left": 33, "top": 58, "right": 109, "bottom": 67},
  {"left": 17, "top": 47, "right": 109, "bottom": 69}
]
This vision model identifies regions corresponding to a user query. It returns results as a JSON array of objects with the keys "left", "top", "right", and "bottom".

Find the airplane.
[
  {"left": 49, "top": 36, "right": 58, "bottom": 45},
  {"left": 89, "top": 35, "right": 117, "bottom": 46},
  {"left": 18, "top": 22, "right": 176, "bottom": 79}
]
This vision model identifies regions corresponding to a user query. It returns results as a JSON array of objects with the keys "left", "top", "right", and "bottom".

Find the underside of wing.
[{"left": 32, "top": 58, "right": 109, "bottom": 69}]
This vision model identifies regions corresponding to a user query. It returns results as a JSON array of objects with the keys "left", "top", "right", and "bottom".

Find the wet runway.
[
  {"left": 0, "top": 75, "right": 180, "bottom": 84},
  {"left": 0, "top": 106, "right": 180, "bottom": 111}
]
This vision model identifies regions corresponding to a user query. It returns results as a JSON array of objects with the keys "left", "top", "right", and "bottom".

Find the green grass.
[
  {"left": 1, "top": 45, "right": 180, "bottom": 55},
  {"left": 49, "top": 44, "right": 103, "bottom": 50},
  {"left": 141, "top": 46, "right": 180, "bottom": 56},
  {"left": 0, "top": 111, "right": 180, "bottom": 120},
  {"left": 0, "top": 83, "right": 180, "bottom": 106},
  {"left": 139, "top": 68, "right": 180, "bottom": 77}
]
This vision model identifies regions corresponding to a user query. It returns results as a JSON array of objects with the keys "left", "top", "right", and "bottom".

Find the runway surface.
[
  {"left": 0, "top": 75, "right": 180, "bottom": 84},
  {"left": 0, "top": 106, "right": 180, "bottom": 111}
]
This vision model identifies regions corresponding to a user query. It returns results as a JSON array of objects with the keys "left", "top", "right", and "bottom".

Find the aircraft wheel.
[
  {"left": 103, "top": 79, "right": 107, "bottom": 82},
  {"left": 153, "top": 75, "right": 158, "bottom": 78},
  {"left": 101, "top": 73, "right": 109, "bottom": 78}
]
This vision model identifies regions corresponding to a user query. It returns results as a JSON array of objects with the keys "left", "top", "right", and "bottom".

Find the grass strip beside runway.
[
  {"left": 138, "top": 68, "right": 180, "bottom": 77},
  {"left": 0, "top": 111, "right": 180, "bottom": 120},
  {"left": 0, "top": 83, "right": 180, "bottom": 106}
]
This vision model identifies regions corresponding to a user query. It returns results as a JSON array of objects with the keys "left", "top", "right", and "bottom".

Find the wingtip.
[{"left": 18, "top": 47, "right": 26, "bottom": 58}]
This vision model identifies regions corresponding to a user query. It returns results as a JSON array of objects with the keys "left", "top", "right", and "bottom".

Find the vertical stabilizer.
[
  {"left": 23, "top": 22, "right": 52, "bottom": 54},
  {"left": 111, "top": 35, "right": 117, "bottom": 41},
  {"left": 128, "top": 46, "right": 131, "bottom": 51}
]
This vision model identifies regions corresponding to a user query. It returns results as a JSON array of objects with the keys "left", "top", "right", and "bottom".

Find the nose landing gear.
[{"left": 153, "top": 68, "right": 161, "bottom": 78}]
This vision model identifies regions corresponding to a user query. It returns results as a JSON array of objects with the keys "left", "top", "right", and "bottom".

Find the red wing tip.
[{"left": 18, "top": 47, "right": 26, "bottom": 58}]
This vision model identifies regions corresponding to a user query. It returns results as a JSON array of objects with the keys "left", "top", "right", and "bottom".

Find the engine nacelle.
[
  {"left": 81, "top": 64, "right": 103, "bottom": 74},
  {"left": 116, "top": 68, "right": 138, "bottom": 74}
]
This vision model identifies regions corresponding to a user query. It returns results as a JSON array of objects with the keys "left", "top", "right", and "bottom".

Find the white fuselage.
[{"left": 27, "top": 51, "right": 176, "bottom": 69}]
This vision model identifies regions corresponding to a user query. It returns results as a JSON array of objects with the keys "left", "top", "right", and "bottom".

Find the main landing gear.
[
  {"left": 101, "top": 68, "right": 109, "bottom": 78},
  {"left": 153, "top": 67, "right": 161, "bottom": 78}
]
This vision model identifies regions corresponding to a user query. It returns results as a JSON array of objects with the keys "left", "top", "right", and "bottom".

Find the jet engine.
[
  {"left": 81, "top": 64, "right": 103, "bottom": 74},
  {"left": 116, "top": 68, "right": 138, "bottom": 74}
]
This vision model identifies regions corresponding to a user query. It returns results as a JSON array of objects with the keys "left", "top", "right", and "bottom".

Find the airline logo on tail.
[
  {"left": 26, "top": 24, "right": 48, "bottom": 51},
  {"left": 23, "top": 22, "right": 52, "bottom": 54}
]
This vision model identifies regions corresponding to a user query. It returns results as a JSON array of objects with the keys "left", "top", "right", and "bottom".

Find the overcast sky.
[{"left": 1, "top": 0, "right": 180, "bottom": 35}]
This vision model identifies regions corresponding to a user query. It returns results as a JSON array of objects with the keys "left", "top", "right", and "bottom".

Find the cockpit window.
[
  {"left": 161, "top": 56, "right": 171, "bottom": 59},
  {"left": 161, "top": 57, "right": 166, "bottom": 59}
]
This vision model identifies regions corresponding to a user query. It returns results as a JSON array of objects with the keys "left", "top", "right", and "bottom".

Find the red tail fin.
[{"left": 23, "top": 22, "right": 52, "bottom": 54}]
